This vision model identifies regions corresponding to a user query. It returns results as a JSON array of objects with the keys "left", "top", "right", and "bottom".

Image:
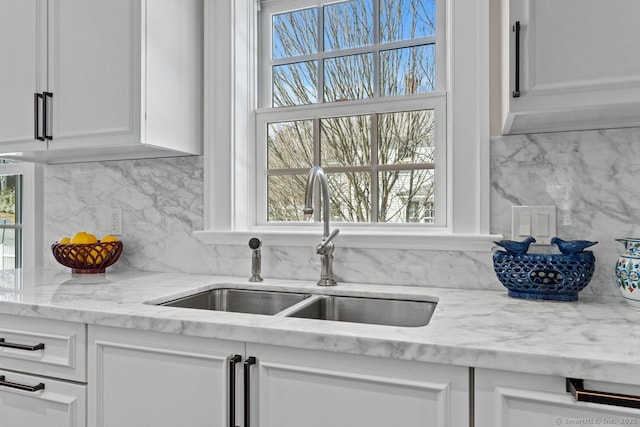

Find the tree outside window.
[
  {"left": 0, "top": 160, "right": 21, "bottom": 269},
  {"left": 262, "top": 0, "right": 440, "bottom": 225}
]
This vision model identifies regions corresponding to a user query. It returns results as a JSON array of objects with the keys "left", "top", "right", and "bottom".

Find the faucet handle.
[
  {"left": 317, "top": 228, "right": 339, "bottom": 253},
  {"left": 249, "top": 237, "right": 261, "bottom": 250},
  {"left": 249, "top": 237, "right": 263, "bottom": 282}
]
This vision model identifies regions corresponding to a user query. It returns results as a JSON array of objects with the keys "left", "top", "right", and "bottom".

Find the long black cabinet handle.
[
  {"left": 34, "top": 93, "right": 44, "bottom": 141},
  {"left": 244, "top": 356, "right": 256, "bottom": 427},
  {"left": 0, "top": 338, "right": 45, "bottom": 351},
  {"left": 512, "top": 21, "right": 521, "bottom": 98},
  {"left": 229, "top": 355, "right": 242, "bottom": 427},
  {"left": 567, "top": 378, "right": 640, "bottom": 409},
  {"left": 43, "top": 91, "right": 53, "bottom": 140},
  {"left": 0, "top": 375, "right": 45, "bottom": 392}
]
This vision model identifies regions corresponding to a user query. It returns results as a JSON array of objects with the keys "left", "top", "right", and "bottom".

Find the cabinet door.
[
  {"left": 47, "top": 0, "right": 141, "bottom": 149},
  {"left": 475, "top": 368, "right": 640, "bottom": 426},
  {"left": 504, "top": 0, "right": 640, "bottom": 134},
  {"left": 246, "top": 343, "right": 469, "bottom": 427},
  {"left": 0, "top": 0, "right": 48, "bottom": 151},
  {"left": 0, "top": 369, "right": 86, "bottom": 427},
  {"left": 88, "top": 325, "right": 244, "bottom": 427}
]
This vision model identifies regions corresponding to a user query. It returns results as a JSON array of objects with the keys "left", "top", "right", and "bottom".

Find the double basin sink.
[{"left": 156, "top": 288, "right": 437, "bottom": 328}]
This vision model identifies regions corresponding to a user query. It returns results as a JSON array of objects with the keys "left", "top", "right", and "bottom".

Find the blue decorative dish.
[{"left": 492, "top": 250, "right": 595, "bottom": 301}]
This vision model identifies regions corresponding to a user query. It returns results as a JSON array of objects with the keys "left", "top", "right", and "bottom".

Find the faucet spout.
[
  {"left": 303, "top": 166, "right": 331, "bottom": 239},
  {"left": 303, "top": 166, "right": 338, "bottom": 286}
]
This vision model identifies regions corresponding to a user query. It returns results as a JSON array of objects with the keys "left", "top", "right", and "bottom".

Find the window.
[
  {"left": 258, "top": 0, "right": 445, "bottom": 226},
  {"left": 0, "top": 167, "right": 21, "bottom": 269},
  {"left": 0, "top": 161, "right": 41, "bottom": 269},
  {"left": 200, "top": 0, "right": 493, "bottom": 250}
]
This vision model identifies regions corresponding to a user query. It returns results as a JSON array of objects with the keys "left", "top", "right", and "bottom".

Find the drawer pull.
[
  {"left": 567, "top": 378, "right": 640, "bottom": 409},
  {"left": 229, "top": 354, "right": 242, "bottom": 427},
  {"left": 0, "top": 338, "right": 45, "bottom": 351},
  {"left": 244, "top": 356, "right": 257, "bottom": 427},
  {"left": 0, "top": 375, "right": 45, "bottom": 392}
]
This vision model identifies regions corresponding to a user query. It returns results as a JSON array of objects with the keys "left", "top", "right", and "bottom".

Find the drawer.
[
  {"left": 0, "top": 369, "right": 86, "bottom": 427},
  {"left": 476, "top": 369, "right": 640, "bottom": 426},
  {"left": 0, "top": 314, "right": 86, "bottom": 382}
]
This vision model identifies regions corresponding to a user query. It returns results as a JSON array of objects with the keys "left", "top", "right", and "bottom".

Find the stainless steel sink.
[
  {"left": 155, "top": 287, "right": 436, "bottom": 327},
  {"left": 285, "top": 295, "right": 436, "bottom": 327},
  {"left": 158, "top": 288, "right": 311, "bottom": 315}
]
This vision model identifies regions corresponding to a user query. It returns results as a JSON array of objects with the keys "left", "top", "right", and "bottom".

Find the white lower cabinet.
[
  {"left": 88, "top": 325, "right": 470, "bottom": 427},
  {"left": 475, "top": 369, "right": 640, "bottom": 426},
  {"left": 0, "top": 315, "right": 87, "bottom": 427},
  {"left": 88, "top": 325, "right": 244, "bottom": 427},
  {"left": 9, "top": 319, "right": 640, "bottom": 426},
  {"left": 0, "top": 369, "right": 86, "bottom": 427},
  {"left": 245, "top": 343, "right": 470, "bottom": 427}
]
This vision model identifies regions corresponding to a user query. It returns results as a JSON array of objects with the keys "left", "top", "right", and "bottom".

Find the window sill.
[{"left": 193, "top": 228, "right": 502, "bottom": 252}]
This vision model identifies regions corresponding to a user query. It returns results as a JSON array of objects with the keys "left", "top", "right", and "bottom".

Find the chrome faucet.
[{"left": 303, "top": 166, "right": 339, "bottom": 286}]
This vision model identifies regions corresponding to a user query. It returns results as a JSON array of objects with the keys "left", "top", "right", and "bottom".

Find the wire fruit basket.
[{"left": 52, "top": 241, "right": 123, "bottom": 275}]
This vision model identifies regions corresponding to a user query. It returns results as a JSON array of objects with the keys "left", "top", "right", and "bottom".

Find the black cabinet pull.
[
  {"left": 34, "top": 93, "right": 44, "bottom": 141},
  {"left": 43, "top": 91, "right": 53, "bottom": 140},
  {"left": 229, "top": 355, "right": 242, "bottom": 427},
  {"left": 0, "top": 338, "right": 45, "bottom": 351},
  {"left": 567, "top": 378, "right": 640, "bottom": 409},
  {"left": 512, "top": 21, "right": 521, "bottom": 98},
  {"left": 244, "top": 356, "right": 256, "bottom": 427},
  {"left": 0, "top": 375, "right": 45, "bottom": 392}
]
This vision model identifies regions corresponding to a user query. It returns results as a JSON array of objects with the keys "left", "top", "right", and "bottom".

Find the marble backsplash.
[
  {"left": 43, "top": 126, "right": 640, "bottom": 295},
  {"left": 491, "top": 126, "right": 640, "bottom": 295}
]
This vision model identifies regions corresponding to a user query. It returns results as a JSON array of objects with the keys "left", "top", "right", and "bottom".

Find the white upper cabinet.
[
  {"left": 0, "top": 1, "right": 46, "bottom": 152},
  {"left": 0, "top": 0, "right": 202, "bottom": 164},
  {"left": 50, "top": 0, "right": 141, "bottom": 150},
  {"left": 500, "top": 0, "right": 640, "bottom": 134}
]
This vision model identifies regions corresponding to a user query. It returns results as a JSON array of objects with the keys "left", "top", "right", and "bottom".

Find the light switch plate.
[{"left": 512, "top": 206, "right": 556, "bottom": 244}]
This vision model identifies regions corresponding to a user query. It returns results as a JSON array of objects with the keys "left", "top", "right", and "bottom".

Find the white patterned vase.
[{"left": 615, "top": 238, "right": 640, "bottom": 311}]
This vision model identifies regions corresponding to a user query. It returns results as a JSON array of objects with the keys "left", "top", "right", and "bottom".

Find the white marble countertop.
[{"left": 0, "top": 268, "right": 638, "bottom": 384}]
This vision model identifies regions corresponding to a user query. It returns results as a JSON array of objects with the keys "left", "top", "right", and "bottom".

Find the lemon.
[
  {"left": 71, "top": 231, "right": 98, "bottom": 244},
  {"left": 70, "top": 232, "right": 86, "bottom": 244},
  {"left": 100, "top": 235, "right": 119, "bottom": 255},
  {"left": 69, "top": 248, "right": 83, "bottom": 262},
  {"left": 59, "top": 237, "right": 71, "bottom": 244},
  {"left": 87, "top": 248, "right": 103, "bottom": 265}
]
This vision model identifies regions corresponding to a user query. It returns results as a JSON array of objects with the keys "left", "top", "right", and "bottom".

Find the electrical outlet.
[{"left": 108, "top": 208, "right": 123, "bottom": 236}]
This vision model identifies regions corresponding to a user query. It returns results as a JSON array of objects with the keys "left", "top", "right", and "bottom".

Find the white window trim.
[
  {"left": 196, "top": 0, "right": 499, "bottom": 252},
  {"left": 0, "top": 162, "right": 43, "bottom": 269}
]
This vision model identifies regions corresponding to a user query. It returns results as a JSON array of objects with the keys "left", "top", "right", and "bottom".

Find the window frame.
[
  {"left": 196, "top": 0, "right": 497, "bottom": 251},
  {"left": 258, "top": 0, "right": 446, "bottom": 227}
]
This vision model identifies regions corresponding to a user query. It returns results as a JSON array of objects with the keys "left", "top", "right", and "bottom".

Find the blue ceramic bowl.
[{"left": 493, "top": 250, "right": 595, "bottom": 301}]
